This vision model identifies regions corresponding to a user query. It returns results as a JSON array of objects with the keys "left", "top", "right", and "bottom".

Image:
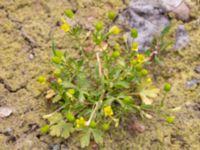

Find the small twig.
[
  {"left": 149, "top": 50, "right": 158, "bottom": 62},
  {"left": 86, "top": 91, "right": 105, "bottom": 126},
  {"left": 96, "top": 52, "right": 103, "bottom": 77},
  {"left": 86, "top": 102, "right": 99, "bottom": 126},
  {"left": 43, "top": 104, "right": 67, "bottom": 118}
]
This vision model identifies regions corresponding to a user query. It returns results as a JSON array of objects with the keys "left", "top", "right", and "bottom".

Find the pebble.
[
  {"left": 0, "top": 107, "right": 13, "bottom": 118},
  {"left": 4, "top": 127, "right": 13, "bottom": 136},
  {"left": 50, "top": 144, "right": 60, "bottom": 150},
  {"left": 174, "top": 25, "right": 190, "bottom": 50},
  {"left": 186, "top": 78, "right": 200, "bottom": 89},
  {"left": 194, "top": 65, "right": 200, "bottom": 73},
  {"left": 29, "top": 53, "right": 35, "bottom": 60}
]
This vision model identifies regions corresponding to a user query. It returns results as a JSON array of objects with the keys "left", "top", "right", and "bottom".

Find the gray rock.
[
  {"left": 186, "top": 78, "right": 200, "bottom": 89},
  {"left": 61, "top": 144, "right": 68, "bottom": 150},
  {"left": 174, "top": 25, "right": 190, "bottom": 49},
  {"left": 116, "top": 0, "right": 190, "bottom": 51},
  {"left": 194, "top": 65, "right": 200, "bottom": 73},
  {"left": 50, "top": 144, "right": 60, "bottom": 150},
  {"left": 117, "top": 0, "right": 169, "bottom": 51},
  {"left": 4, "top": 127, "right": 13, "bottom": 136}
]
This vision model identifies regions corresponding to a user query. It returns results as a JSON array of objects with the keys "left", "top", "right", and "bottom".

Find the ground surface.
[{"left": 0, "top": 0, "right": 200, "bottom": 150}]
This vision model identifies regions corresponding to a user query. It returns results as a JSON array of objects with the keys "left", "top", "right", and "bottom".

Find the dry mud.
[{"left": 0, "top": 0, "right": 200, "bottom": 149}]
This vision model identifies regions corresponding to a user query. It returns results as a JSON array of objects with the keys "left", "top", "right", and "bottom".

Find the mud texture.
[{"left": 0, "top": 0, "right": 200, "bottom": 150}]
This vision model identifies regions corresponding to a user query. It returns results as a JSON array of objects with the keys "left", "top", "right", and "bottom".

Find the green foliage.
[
  {"left": 40, "top": 10, "right": 165, "bottom": 148},
  {"left": 65, "top": 9, "right": 74, "bottom": 19},
  {"left": 40, "top": 124, "right": 50, "bottom": 134},
  {"left": 166, "top": 116, "right": 175, "bottom": 124}
]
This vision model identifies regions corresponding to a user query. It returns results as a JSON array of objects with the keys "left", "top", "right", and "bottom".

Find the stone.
[
  {"left": 194, "top": 65, "right": 200, "bottom": 73},
  {"left": 116, "top": 0, "right": 190, "bottom": 51},
  {"left": 174, "top": 25, "right": 190, "bottom": 50},
  {"left": 0, "top": 107, "right": 12, "bottom": 118},
  {"left": 186, "top": 78, "right": 200, "bottom": 89}
]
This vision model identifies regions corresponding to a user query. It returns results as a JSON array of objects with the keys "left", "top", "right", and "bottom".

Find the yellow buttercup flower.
[
  {"left": 104, "top": 106, "right": 114, "bottom": 117},
  {"left": 61, "top": 23, "right": 71, "bottom": 32},
  {"left": 76, "top": 117, "right": 86, "bottom": 128},
  {"left": 109, "top": 26, "right": 121, "bottom": 35},
  {"left": 136, "top": 54, "right": 145, "bottom": 63},
  {"left": 57, "top": 78, "right": 62, "bottom": 84},
  {"left": 131, "top": 42, "right": 138, "bottom": 52},
  {"left": 147, "top": 78, "right": 152, "bottom": 83}
]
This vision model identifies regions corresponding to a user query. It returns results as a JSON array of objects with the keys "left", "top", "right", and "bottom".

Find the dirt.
[{"left": 0, "top": 0, "right": 199, "bottom": 150}]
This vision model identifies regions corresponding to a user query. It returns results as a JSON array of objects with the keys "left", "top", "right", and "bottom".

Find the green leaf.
[
  {"left": 139, "top": 88, "right": 159, "bottom": 105},
  {"left": 61, "top": 123, "right": 74, "bottom": 138},
  {"left": 138, "top": 80, "right": 160, "bottom": 105},
  {"left": 62, "top": 81, "right": 76, "bottom": 88},
  {"left": 92, "top": 129, "right": 103, "bottom": 144},
  {"left": 46, "top": 113, "right": 63, "bottom": 125},
  {"left": 76, "top": 73, "right": 90, "bottom": 89},
  {"left": 78, "top": 91, "right": 85, "bottom": 103},
  {"left": 115, "top": 81, "right": 130, "bottom": 89},
  {"left": 161, "top": 25, "right": 171, "bottom": 37},
  {"left": 80, "top": 129, "right": 91, "bottom": 148},
  {"left": 50, "top": 121, "right": 74, "bottom": 138},
  {"left": 52, "top": 39, "right": 56, "bottom": 55},
  {"left": 54, "top": 50, "right": 64, "bottom": 58},
  {"left": 40, "top": 124, "right": 50, "bottom": 134},
  {"left": 52, "top": 94, "right": 62, "bottom": 103},
  {"left": 103, "top": 97, "right": 115, "bottom": 106},
  {"left": 50, "top": 124, "right": 62, "bottom": 137}
]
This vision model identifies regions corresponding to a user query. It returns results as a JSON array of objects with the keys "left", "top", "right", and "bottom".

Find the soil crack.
[
  {"left": 5, "top": 10, "right": 37, "bottom": 55},
  {"left": 0, "top": 77, "right": 27, "bottom": 93}
]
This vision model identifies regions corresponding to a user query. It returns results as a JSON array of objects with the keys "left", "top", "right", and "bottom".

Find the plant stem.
[
  {"left": 96, "top": 52, "right": 103, "bottom": 77},
  {"left": 160, "top": 92, "right": 167, "bottom": 108},
  {"left": 43, "top": 104, "right": 67, "bottom": 118},
  {"left": 86, "top": 91, "right": 105, "bottom": 126},
  {"left": 86, "top": 51, "right": 105, "bottom": 126}
]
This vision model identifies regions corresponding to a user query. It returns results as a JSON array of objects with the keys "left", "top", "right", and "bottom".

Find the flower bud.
[
  {"left": 95, "top": 21, "right": 104, "bottom": 31},
  {"left": 164, "top": 83, "right": 171, "bottom": 92},
  {"left": 66, "top": 112, "right": 75, "bottom": 122},
  {"left": 102, "top": 123, "right": 110, "bottom": 131},
  {"left": 65, "top": 9, "right": 74, "bottom": 19},
  {"left": 109, "top": 26, "right": 121, "bottom": 35},
  {"left": 108, "top": 11, "right": 117, "bottom": 21},
  {"left": 131, "top": 28, "right": 138, "bottom": 38},
  {"left": 112, "top": 51, "right": 120, "bottom": 58}
]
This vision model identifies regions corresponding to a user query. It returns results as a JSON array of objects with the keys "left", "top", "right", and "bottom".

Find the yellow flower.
[
  {"left": 131, "top": 42, "right": 138, "bottom": 52},
  {"left": 109, "top": 26, "right": 121, "bottom": 35},
  {"left": 76, "top": 117, "right": 86, "bottom": 128},
  {"left": 61, "top": 23, "right": 70, "bottom": 32},
  {"left": 104, "top": 106, "right": 114, "bottom": 117},
  {"left": 136, "top": 54, "right": 145, "bottom": 63},
  {"left": 57, "top": 78, "right": 62, "bottom": 84},
  {"left": 147, "top": 78, "right": 152, "bottom": 83}
]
